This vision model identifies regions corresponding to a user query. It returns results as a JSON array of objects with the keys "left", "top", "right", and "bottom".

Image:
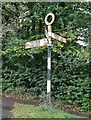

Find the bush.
[{"left": 2, "top": 36, "right": 89, "bottom": 111}]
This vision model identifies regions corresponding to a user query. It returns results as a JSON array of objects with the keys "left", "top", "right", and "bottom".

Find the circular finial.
[{"left": 45, "top": 13, "right": 55, "bottom": 25}]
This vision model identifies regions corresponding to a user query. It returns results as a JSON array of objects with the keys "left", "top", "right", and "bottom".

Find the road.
[
  {"left": 1, "top": 96, "right": 14, "bottom": 119},
  {"left": 1, "top": 95, "right": 38, "bottom": 119}
]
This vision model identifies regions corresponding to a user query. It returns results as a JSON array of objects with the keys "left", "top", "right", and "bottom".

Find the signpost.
[{"left": 25, "top": 13, "right": 67, "bottom": 108}]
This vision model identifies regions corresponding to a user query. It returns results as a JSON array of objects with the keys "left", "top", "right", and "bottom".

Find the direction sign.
[
  {"left": 25, "top": 38, "right": 48, "bottom": 49},
  {"left": 45, "top": 28, "right": 67, "bottom": 44},
  {"left": 48, "top": 32, "right": 67, "bottom": 43}
]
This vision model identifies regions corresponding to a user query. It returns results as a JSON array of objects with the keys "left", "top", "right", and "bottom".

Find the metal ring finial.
[{"left": 45, "top": 13, "right": 55, "bottom": 25}]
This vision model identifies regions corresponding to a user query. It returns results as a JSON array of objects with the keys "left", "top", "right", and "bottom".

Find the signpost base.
[{"left": 47, "top": 92, "right": 51, "bottom": 107}]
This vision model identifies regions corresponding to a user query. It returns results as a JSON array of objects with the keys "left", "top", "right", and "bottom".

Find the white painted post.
[
  {"left": 47, "top": 24, "right": 52, "bottom": 106},
  {"left": 45, "top": 13, "right": 55, "bottom": 107}
]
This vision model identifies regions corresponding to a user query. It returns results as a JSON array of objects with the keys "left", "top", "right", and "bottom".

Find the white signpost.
[{"left": 25, "top": 13, "right": 67, "bottom": 108}]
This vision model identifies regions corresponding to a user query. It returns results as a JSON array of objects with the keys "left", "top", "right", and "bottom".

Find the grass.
[{"left": 12, "top": 103, "right": 88, "bottom": 119}]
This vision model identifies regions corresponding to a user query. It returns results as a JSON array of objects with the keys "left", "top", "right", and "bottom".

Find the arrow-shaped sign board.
[
  {"left": 25, "top": 38, "right": 48, "bottom": 49},
  {"left": 48, "top": 32, "right": 67, "bottom": 43},
  {"left": 45, "top": 28, "right": 67, "bottom": 44}
]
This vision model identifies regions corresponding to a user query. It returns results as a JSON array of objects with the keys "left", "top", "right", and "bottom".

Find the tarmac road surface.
[
  {"left": 2, "top": 96, "right": 15, "bottom": 119},
  {"left": 1, "top": 95, "right": 37, "bottom": 119}
]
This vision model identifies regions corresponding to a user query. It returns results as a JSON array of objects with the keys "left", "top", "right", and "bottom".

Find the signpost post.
[
  {"left": 25, "top": 13, "right": 67, "bottom": 109},
  {"left": 45, "top": 13, "right": 55, "bottom": 107}
]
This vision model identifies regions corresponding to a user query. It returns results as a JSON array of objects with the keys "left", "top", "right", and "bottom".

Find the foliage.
[
  {"left": 2, "top": 2, "right": 90, "bottom": 112},
  {"left": 51, "top": 43, "right": 89, "bottom": 111},
  {"left": 2, "top": 36, "right": 89, "bottom": 111}
]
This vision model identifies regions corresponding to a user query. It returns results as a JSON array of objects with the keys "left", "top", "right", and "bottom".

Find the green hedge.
[{"left": 2, "top": 36, "right": 89, "bottom": 111}]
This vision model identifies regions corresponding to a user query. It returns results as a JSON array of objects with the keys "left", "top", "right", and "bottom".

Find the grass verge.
[{"left": 11, "top": 103, "right": 88, "bottom": 118}]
